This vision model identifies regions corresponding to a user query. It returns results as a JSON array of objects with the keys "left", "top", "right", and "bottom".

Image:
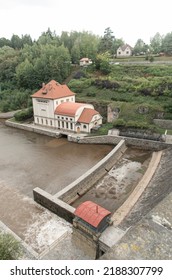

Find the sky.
[{"left": 0, "top": 0, "right": 172, "bottom": 46}]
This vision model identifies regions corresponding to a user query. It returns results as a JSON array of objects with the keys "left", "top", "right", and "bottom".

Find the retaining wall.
[
  {"left": 33, "top": 188, "right": 75, "bottom": 223},
  {"left": 73, "top": 135, "right": 171, "bottom": 150},
  {"left": 5, "top": 120, "right": 61, "bottom": 138},
  {"left": 56, "top": 140, "right": 127, "bottom": 204}
]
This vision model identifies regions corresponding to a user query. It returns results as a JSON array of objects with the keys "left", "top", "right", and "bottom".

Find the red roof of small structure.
[
  {"left": 77, "top": 108, "right": 99, "bottom": 124},
  {"left": 31, "top": 80, "right": 75, "bottom": 100},
  {"left": 74, "top": 201, "right": 111, "bottom": 228},
  {"left": 54, "top": 102, "right": 85, "bottom": 117}
]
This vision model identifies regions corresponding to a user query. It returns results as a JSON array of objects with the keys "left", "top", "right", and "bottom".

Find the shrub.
[
  {"left": 14, "top": 107, "right": 33, "bottom": 121},
  {"left": 86, "top": 92, "right": 96, "bottom": 97},
  {"left": 73, "top": 71, "right": 86, "bottom": 79},
  {"left": 0, "top": 233, "right": 22, "bottom": 260},
  {"left": 113, "top": 118, "right": 126, "bottom": 127}
]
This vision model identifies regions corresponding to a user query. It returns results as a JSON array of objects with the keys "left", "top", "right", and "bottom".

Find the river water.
[{"left": 0, "top": 120, "right": 112, "bottom": 197}]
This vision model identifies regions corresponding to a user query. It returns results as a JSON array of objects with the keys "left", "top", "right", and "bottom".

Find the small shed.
[
  {"left": 79, "top": 58, "right": 92, "bottom": 66},
  {"left": 73, "top": 201, "right": 111, "bottom": 239}
]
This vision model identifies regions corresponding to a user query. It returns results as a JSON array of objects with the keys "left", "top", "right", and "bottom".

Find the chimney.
[
  {"left": 96, "top": 205, "right": 98, "bottom": 213},
  {"left": 42, "top": 82, "right": 45, "bottom": 88}
]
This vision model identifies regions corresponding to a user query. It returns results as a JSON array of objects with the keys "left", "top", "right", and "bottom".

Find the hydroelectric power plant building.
[{"left": 31, "top": 80, "right": 102, "bottom": 133}]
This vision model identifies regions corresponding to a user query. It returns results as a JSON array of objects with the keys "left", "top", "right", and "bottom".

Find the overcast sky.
[{"left": 0, "top": 0, "right": 171, "bottom": 46}]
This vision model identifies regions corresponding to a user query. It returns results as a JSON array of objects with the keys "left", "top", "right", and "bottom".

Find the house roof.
[
  {"left": 77, "top": 108, "right": 100, "bottom": 124},
  {"left": 31, "top": 80, "right": 75, "bottom": 100},
  {"left": 74, "top": 201, "right": 111, "bottom": 228},
  {"left": 54, "top": 102, "right": 85, "bottom": 117},
  {"left": 80, "top": 57, "right": 91, "bottom": 61},
  {"left": 118, "top": 44, "right": 132, "bottom": 51}
]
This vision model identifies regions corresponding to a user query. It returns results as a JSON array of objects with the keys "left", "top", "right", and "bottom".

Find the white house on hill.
[
  {"left": 31, "top": 80, "right": 102, "bottom": 133},
  {"left": 116, "top": 44, "right": 132, "bottom": 57}
]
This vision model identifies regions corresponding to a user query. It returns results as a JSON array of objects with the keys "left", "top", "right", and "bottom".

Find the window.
[
  {"left": 56, "top": 101, "right": 58, "bottom": 105},
  {"left": 66, "top": 122, "right": 68, "bottom": 129},
  {"left": 70, "top": 118, "right": 73, "bottom": 121},
  {"left": 61, "top": 100, "right": 64, "bottom": 103},
  {"left": 118, "top": 52, "right": 121, "bottom": 55},
  {"left": 70, "top": 123, "right": 73, "bottom": 130},
  {"left": 50, "top": 120, "right": 52, "bottom": 126},
  {"left": 46, "top": 119, "right": 48, "bottom": 125},
  {"left": 66, "top": 117, "right": 68, "bottom": 120},
  {"left": 126, "top": 51, "right": 129, "bottom": 54},
  {"left": 58, "top": 121, "right": 60, "bottom": 127},
  {"left": 37, "top": 118, "right": 39, "bottom": 123},
  {"left": 66, "top": 99, "right": 69, "bottom": 102},
  {"left": 83, "top": 125, "right": 87, "bottom": 129},
  {"left": 41, "top": 119, "right": 43, "bottom": 124}
]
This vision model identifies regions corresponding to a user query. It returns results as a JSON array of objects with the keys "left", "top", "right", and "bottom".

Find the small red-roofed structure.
[{"left": 73, "top": 201, "right": 111, "bottom": 240}]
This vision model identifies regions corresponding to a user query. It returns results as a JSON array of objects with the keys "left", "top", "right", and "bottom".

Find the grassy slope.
[{"left": 68, "top": 63, "right": 172, "bottom": 134}]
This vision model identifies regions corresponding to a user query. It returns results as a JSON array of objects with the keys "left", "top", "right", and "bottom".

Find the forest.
[{"left": 0, "top": 27, "right": 172, "bottom": 131}]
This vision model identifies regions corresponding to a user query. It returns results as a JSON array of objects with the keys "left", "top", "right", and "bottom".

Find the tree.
[
  {"left": 95, "top": 52, "right": 111, "bottom": 74},
  {"left": 133, "top": 39, "right": 149, "bottom": 55},
  {"left": 0, "top": 37, "right": 11, "bottom": 48},
  {"left": 162, "top": 32, "right": 172, "bottom": 55},
  {"left": 150, "top": 32, "right": 163, "bottom": 54},
  {"left": 16, "top": 58, "right": 36, "bottom": 88},
  {"left": 0, "top": 233, "right": 21, "bottom": 260},
  {"left": 0, "top": 46, "right": 19, "bottom": 86},
  {"left": 99, "top": 27, "right": 115, "bottom": 54},
  {"left": 11, "top": 34, "right": 23, "bottom": 49}
]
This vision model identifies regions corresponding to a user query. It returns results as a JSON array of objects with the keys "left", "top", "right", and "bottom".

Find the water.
[{"left": 0, "top": 121, "right": 112, "bottom": 197}]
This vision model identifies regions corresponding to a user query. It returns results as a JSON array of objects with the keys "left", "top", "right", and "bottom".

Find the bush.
[
  {"left": 73, "top": 71, "right": 86, "bottom": 79},
  {"left": 0, "top": 233, "right": 22, "bottom": 260},
  {"left": 14, "top": 107, "right": 33, "bottom": 121},
  {"left": 86, "top": 92, "right": 96, "bottom": 97},
  {"left": 113, "top": 118, "right": 126, "bottom": 127}
]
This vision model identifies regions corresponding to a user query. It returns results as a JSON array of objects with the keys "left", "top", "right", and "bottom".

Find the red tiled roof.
[
  {"left": 77, "top": 108, "right": 99, "bottom": 124},
  {"left": 54, "top": 102, "right": 85, "bottom": 117},
  {"left": 31, "top": 80, "right": 75, "bottom": 99},
  {"left": 74, "top": 201, "right": 111, "bottom": 228}
]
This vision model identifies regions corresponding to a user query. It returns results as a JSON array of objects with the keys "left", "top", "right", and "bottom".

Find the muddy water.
[
  {"left": 0, "top": 121, "right": 112, "bottom": 197},
  {"left": 72, "top": 149, "right": 152, "bottom": 213}
]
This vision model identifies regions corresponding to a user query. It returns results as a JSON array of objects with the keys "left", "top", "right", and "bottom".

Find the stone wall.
[
  {"left": 153, "top": 119, "right": 172, "bottom": 129},
  {"left": 56, "top": 140, "right": 127, "bottom": 204},
  {"left": 33, "top": 188, "right": 75, "bottom": 223},
  {"left": 5, "top": 120, "right": 61, "bottom": 137},
  {"left": 73, "top": 135, "right": 170, "bottom": 151}
]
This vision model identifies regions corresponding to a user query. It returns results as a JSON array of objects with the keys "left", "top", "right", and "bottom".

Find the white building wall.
[
  {"left": 53, "top": 96, "right": 75, "bottom": 108},
  {"left": 55, "top": 115, "right": 75, "bottom": 131},
  {"left": 117, "top": 47, "right": 132, "bottom": 57}
]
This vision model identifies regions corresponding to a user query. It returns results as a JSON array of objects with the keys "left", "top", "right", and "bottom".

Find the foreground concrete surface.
[{"left": 101, "top": 148, "right": 172, "bottom": 259}]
